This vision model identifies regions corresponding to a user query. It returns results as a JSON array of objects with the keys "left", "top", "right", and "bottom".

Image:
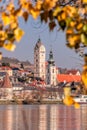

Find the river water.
[{"left": 0, "top": 104, "right": 86, "bottom": 130}]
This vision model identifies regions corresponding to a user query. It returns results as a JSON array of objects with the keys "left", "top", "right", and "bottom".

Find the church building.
[
  {"left": 46, "top": 49, "right": 57, "bottom": 86},
  {"left": 34, "top": 38, "right": 46, "bottom": 81}
]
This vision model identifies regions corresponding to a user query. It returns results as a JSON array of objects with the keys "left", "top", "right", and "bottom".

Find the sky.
[{"left": 1, "top": 16, "right": 83, "bottom": 70}]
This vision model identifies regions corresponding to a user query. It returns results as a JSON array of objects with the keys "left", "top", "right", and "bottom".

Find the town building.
[
  {"left": 46, "top": 49, "right": 57, "bottom": 86},
  {"left": 57, "top": 74, "right": 81, "bottom": 83},
  {"left": 66, "top": 69, "right": 81, "bottom": 75},
  {"left": 34, "top": 38, "right": 46, "bottom": 80},
  {"left": 0, "top": 66, "right": 13, "bottom": 76},
  {"left": 0, "top": 73, "right": 13, "bottom": 100}
]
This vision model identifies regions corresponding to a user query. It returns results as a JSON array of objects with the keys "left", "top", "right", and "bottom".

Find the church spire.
[
  {"left": 38, "top": 36, "right": 41, "bottom": 43},
  {"left": 48, "top": 48, "right": 55, "bottom": 65}
]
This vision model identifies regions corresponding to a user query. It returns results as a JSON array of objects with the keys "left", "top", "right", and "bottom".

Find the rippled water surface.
[{"left": 0, "top": 104, "right": 86, "bottom": 130}]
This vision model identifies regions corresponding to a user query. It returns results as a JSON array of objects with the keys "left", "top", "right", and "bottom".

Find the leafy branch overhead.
[{"left": 0, "top": 0, "right": 86, "bottom": 52}]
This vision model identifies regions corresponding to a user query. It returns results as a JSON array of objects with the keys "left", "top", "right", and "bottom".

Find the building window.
[
  {"left": 48, "top": 69, "right": 49, "bottom": 73},
  {"left": 36, "top": 59, "right": 38, "bottom": 62},
  {"left": 36, "top": 64, "right": 38, "bottom": 68}
]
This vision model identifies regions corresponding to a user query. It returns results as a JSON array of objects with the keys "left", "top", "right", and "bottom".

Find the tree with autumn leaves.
[{"left": 0, "top": 0, "right": 87, "bottom": 107}]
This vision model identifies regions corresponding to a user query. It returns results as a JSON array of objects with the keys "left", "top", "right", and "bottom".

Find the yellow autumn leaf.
[
  {"left": 61, "top": 12, "right": 67, "bottom": 20},
  {"left": 57, "top": 15, "right": 62, "bottom": 21},
  {"left": 70, "top": 21, "right": 76, "bottom": 27},
  {"left": 53, "top": 6, "right": 62, "bottom": 17},
  {"left": 2, "top": 13, "right": 15, "bottom": 25},
  {"left": 22, "top": 1, "right": 29, "bottom": 10},
  {"left": 84, "top": 54, "right": 87, "bottom": 63},
  {"left": 6, "top": 3, "right": 14, "bottom": 11},
  {"left": 14, "top": 8, "right": 23, "bottom": 17},
  {"left": 68, "top": 37, "right": 76, "bottom": 47},
  {"left": 43, "top": 0, "right": 57, "bottom": 10},
  {"left": 63, "top": 84, "right": 80, "bottom": 108},
  {"left": 68, "top": 35, "right": 80, "bottom": 47},
  {"left": 79, "top": 8, "right": 86, "bottom": 15},
  {"left": 3, "top": 43, "right": 16, "bottom": 51},
  {"left": 65, "top": 6, "right": 77, "bottom": 17},
  {"left": 83, "top": 64, "right": 87, "bottom": 70},
  {"left": 63, "top": 86, "right": 79, "bottom": 107},
  {"left": 50, "top": 0, "right": 58, "bottom": 7},
  {"left": 10, "top": 22, "right": 18, "bottom": 29},
  {"left": 35, "top": 0, "right": 43, "bottom": 10},
  {"left": 14, "top": 28, "right": 24, "bottom": 42},
  {"left": 81, "top": 33, "right": 87, "bottom": 45},
  {"left": 63, "top": 96, "right": 75, "bottom": 106},
  {"left": 0, "top": 42, "right": 4, "bottom": 47},
  {"left": 82, "top": 67, "right": 87, "bottom": 88},
  {"left": 64, "top": 87, "right": 71, "bottom": 97},
  {"left": 0, "top": 52, "right": 2, "bottom": 60},
  {"left": 19, "top": 0, "right": 26, "bottom": 5},
  {"left": 76, "top": 23, "right": 83, "bottom": 30},
  {"left": 74, "top": 102, "right": 80, "bottom": 109},
  {"left": 2, "top": 13, "right": 10, "bottom": 25},
  {"left": 17, "top": 10, "right": 23, "bottom": 17},
  {"left": 30, "top": 9, "right": 40, "bottom": 19},
  {"left": 0, "top": 31, "right": 7, "bottom": 41},
  {"left": 10, "top": 15, "right": 17, "bottom": 23},
  {"left": 66, "top": 29, "right": 74, "bottom": 34},
  {"left": 82, "top": 0, "right": 87, "bottom": 3}
]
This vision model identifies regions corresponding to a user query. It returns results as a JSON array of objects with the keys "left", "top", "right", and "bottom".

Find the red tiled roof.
[
  {"left": 45, "top": 61, "right": 48, "bottom": 66},
  {"left": 1, "top": 73, "right": 12, "bottom": 88},
  {"left": 57, "top": 74, "right": 81, "bottom": 82},
  {"left": 0, "top": 66, "right": 11, "bottom": 70},
  {"left": 66, "top": 69, "right": 80, "bottom": 75},
  {"left": 19, "top": 70, "right": 29, "bottom": 73}
]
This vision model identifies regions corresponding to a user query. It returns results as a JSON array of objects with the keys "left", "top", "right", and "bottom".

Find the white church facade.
[
  {"left": 46, "top": 49, "right": 57, "bottom": 86},
  {"left": 34, "top": 38, "right": 46, "bottom": 80},
  {"left": 34, "top": 39, "right": 58, "bottom": 86}
]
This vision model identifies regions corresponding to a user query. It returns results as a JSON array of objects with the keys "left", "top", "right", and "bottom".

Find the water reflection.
[
  {"left": 0, "top": 105, "right": 13, "bottom": 130},
  {"left": 81, "top": 104, "right": 87, "bottom": 130},
  {"left": 0, "top": 104, "right": 87, "bottom": 130}
]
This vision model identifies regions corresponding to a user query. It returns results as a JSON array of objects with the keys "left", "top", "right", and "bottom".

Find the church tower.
[
  {"left": 34, "top": 38, "right": 46, "bottom": 80},
  {"left": 46, "top": 49, "right": 57, "bottom": 86}
]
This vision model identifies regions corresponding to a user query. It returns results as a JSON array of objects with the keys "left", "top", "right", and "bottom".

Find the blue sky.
[{"left": 1, "top": 16, "right": 83, "bottom": 69}]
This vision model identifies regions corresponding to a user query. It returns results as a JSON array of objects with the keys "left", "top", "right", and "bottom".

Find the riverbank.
[
  {"left": 22, "top": 100, "right": 63, "bottom": 105},
  {"left": 0, "top": 99, "right": 63, "bottom": 105}
]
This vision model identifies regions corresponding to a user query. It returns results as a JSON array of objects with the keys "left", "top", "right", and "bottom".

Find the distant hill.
[{"left": 0, "top": 57, "right": 32, "bottom": 67}]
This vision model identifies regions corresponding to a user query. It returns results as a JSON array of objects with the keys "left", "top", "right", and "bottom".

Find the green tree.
[{"left": 2, "top": 62, "right": 10, "bottom": 66}]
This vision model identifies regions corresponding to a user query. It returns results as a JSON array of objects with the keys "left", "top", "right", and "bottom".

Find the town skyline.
[{"left": 0, "top": 17, "right": 83, "bottom": 70}]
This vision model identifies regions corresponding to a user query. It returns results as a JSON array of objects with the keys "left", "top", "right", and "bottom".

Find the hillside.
[{"left": 0, "top": 57, "right": 32, "bottom": 67}]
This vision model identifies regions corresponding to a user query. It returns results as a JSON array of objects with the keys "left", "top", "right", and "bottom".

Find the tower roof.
[
  {"left": 1, "top": 73, "right": 12, "bottom": 88},
  {"left": 34, "top": 38, "right": 43, "bottom": 49}
]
